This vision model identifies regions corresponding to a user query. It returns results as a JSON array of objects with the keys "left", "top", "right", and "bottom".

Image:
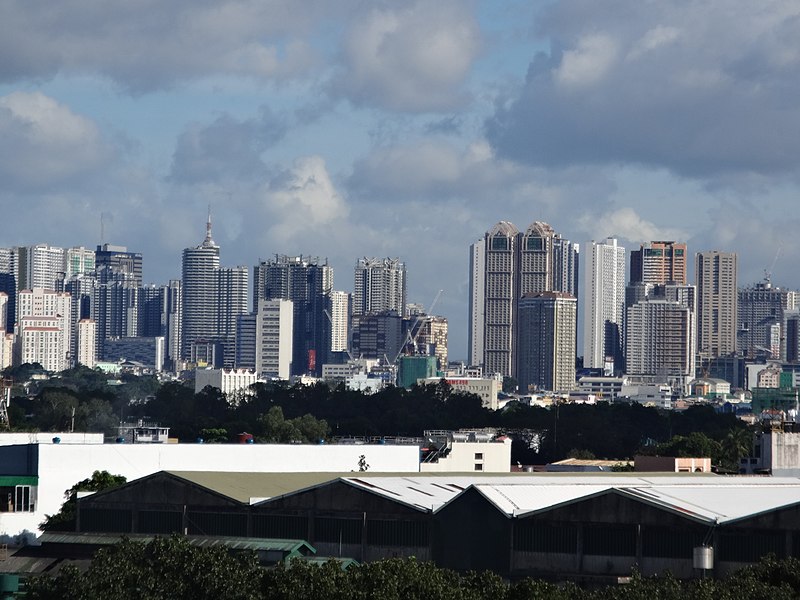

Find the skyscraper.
[
  {"left": 16, "top": 288, "right": 71, "bottom": 372},
  {"left": 582, "top": 237, "right": 626, "bottom": 373},
  {"left": 181, "top": 215, "right": 220, "bottom": 359},
  {"left": 253, "top": 255, "right": 332, "bottom": 376},
  {"left": 517, "top": 292, "right": 576, "bottom": 393},
  {"left": 256, "top": 299, "right": 294, "bottom": 379},
  {"left": 216, "top": 266, "right": 249, "bottom": 366},
  {"left": 625, "top": 284, "right": 697, "bottom": 391},
  {"left": 482, "top": 221, "right": 519, "bottom": 377},
  {"left": 737, "top": 282, "right": 791, "bottom": 359},
  {"left": 630, "top": 241, "right": 687, "bottom": 285},
  {"left": 329, "top": 290, "right": 351, "bottom": 353},
  {"left": 16, "top": 244, "right": 65, "bottom": 291},
  {"left": 468, "top": 220, "right": 574, "bottom": 377},
  {"left": 467, "top": 238, "right": 485, "bottom": 368},
  {"left": 695, "top": 251, "right": 737, "bottom": 359},
  {"left": 353, "top": 257, "right": 407, "bottom": 317}
]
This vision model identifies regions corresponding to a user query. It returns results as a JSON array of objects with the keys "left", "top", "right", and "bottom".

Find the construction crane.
[
  {"left": 764, "top": 244, "right": 783, "bottom": 287},
  {"left": 393, "top": 289, "right": 444, "bottom": 363}
]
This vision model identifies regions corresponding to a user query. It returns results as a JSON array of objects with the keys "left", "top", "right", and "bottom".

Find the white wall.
[
  {"left": 0, "top": 433, "right": 104, "bottom": 446},
  {"left": 0, "top": 443, "right": 420, "bottom": 539}
]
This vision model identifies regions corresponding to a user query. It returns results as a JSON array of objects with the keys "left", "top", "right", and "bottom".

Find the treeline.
[
  {"left": 25, "top": 536, "right": 800, "bottom": 600},
  {"left": 7, "top": 366, "right": 751, "bottom": 466}
]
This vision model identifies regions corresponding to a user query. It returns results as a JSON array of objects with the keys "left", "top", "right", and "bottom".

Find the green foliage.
[
  {"left": 26, "top": 547, "right": 800, "bottom": 600},
  {"left": 27, "top": 535, "right": 261, "bottom": 600},
  {"left": 40, "top": 470, "right": 126, "bottom": 531},
  {"left": 258, "top": 406, "right": 330, "bottom": 443}
]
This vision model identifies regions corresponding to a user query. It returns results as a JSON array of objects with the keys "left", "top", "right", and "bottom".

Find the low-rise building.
[
  {"left": 194, "top": 367, "right": 260, "bottom": 398},
  {"left": 418, "top": 376, "right": 501, "bottom": 410}
]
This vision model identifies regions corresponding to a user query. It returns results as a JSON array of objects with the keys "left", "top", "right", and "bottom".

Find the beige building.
[
  {"left": 256, "top": 299, "right": 293, "bottom": 379},
  {"left": 419, "top": 376, "right": 501, "bottom": 410},
  {"left": 420, "top": 434, "right": 511, "bottom": 473},
  {"left": 695, "top": 251, "right": 737, "bottom": 358},
  {"left": 76, "top": 319, "right": 96, "bottom": 368},
  {"left": 631, "top": 241, "right": 687, "bottom": 285}
]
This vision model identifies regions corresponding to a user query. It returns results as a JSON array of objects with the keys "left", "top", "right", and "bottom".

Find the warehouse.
[{"left": 68, "top": 472, "right": 800, "bottom": 581}]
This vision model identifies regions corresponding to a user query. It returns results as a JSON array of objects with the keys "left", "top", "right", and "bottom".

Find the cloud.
[
  {"left": 169, "top": 108, "right": 287, "bottom": 184},
  {"left": 0, "top": 91, "right": 113, "bottom": 191},
  {"left": 333, "top": 0, "right": 481, "bottom": 112},
  {"left": 261, "top": 156, "right": 349, "bottom": 243},
  {"left": 0, "top": 0, "right": 339, "bottom": 91},
  {"left": 577, "top": 207, "right": 688, "bottom": 245},
  {"left": 486, "top": 1, "right": 800, "bottom": 178}
]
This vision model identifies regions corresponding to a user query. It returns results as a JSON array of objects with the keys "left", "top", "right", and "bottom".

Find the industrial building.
[{"left": 61, "top": 472, "right": 800, "bottom": 581}]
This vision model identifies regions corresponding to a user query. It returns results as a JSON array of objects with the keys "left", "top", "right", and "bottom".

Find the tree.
[
  {"left": 40, "top": 470, "right": 127, "bottom": 531},
  {"left": 27, "top": 535, "right": 261, "bottom": 600}
]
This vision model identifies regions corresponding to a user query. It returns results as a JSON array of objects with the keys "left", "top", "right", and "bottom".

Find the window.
[
  {"left": 474, "top": 464, "right": 483, "bottom": 471},
  {"left": 14, "top": 486, "right": 32, "bottom": 512},
  {"left": 474, "top": 453, "right": 483, "bottom": 460}
]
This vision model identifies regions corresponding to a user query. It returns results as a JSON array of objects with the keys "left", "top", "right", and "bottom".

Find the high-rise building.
[
  {"left": 95, "top": 244, "right": 142, "bottom": 285},
  {"left": 0, "top": 293, "right": 7, "bottom": 333},
  {"left": 351, "top": 311, "right": 404, "bottom": 362},
  {"left": 630, "top": 241, "right": 687, "bottom": 286},
  {"left": 256, "top": 299, "right": 293, "bottom": 379},
  {"left": 481, "top": 221, "right": 519, "bottom": 377},
  {"left": 15, "top": 288, "right": 71, "bottom": 372},
  {"left": 467, "top": 238, "right": 485, "bottom": 368},
  {"left": 695, "top": 251, "right": 737, "bottom": 359},
  {"left": 253, "top": 255, "right": 332, "bottom": 376},
  {"left": 625, "top": 284, "right": 696, "bottom": 390},
  {"left": 738, "top": 282, "right": 792, "bottom": 359},
  {"left": 329, "top": 291, "right": 350, "bottom": 353},
  {"left": 216, "top": 266, "right": 249, "bottom": 367},
  {"left": 181, "top": 215, "right": 220, "bottom": 359},
  {"left": 235, "top": 312, "right": 257, "bottom": 370},
  {"left": 65, "top": 247, "right": 96, "bottom": 279},
  {"left": 582, "top": 237, "right": 626, "bottom": 373},
  {"left": 406, "top": 314, "right": 448, "bottom": 369},
  {"left": 0, "top": 248, "right": 16, "bottom": 333},
  {"left": 353, "top": 258, "right": 407, "bottom": 317},
  {"left": 468, "top": 220, "right": 573, "bottom": 378},
  {"left": 64, "top": 273, "right": 96, "bottom": 363},
  {"left": 16, "top": 244, "right": 65, "bottom": 292},
  {"left": 553, "top": 238, "right": 580, "bottom": 298},
  {"left": 516, "top": 292, "right": 577, "bottom": 393},
  {"left": 162, "top": 280, "right": 182, "bottom": 370},
  {"left": 76, "top": 319, "right": 97, "bottom": 367}
]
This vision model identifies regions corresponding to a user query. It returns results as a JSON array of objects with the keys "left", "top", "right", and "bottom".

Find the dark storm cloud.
[
  {"left": 169, "top": 108, "right": 287, "bottom": 184},
  {"left": 486, "top": 1, "right": 800, "bottom": 178}
]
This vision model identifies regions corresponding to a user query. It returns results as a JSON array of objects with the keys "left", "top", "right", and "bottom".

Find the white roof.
[{"left": 337, "top": 475, "right": 800, "bottom": 522}]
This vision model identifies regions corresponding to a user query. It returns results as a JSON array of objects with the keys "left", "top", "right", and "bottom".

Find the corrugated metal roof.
[
  {"left": 167, "top": 471, "right": 345, "bottom": 503},
  {"left": 618, "top": 485, "right": 800, "bottom": 524},
  {"left": 39, "top": 532, "right": 315, "bottom": 554}
]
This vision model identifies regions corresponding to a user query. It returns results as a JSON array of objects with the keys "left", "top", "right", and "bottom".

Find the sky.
[{"left": 2, "top": 0, "right": 800, "bottom": 361}]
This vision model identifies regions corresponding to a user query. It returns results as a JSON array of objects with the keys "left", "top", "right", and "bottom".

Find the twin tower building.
[{"left": 468, "top": 222, "right": 734, "bottom": 394}]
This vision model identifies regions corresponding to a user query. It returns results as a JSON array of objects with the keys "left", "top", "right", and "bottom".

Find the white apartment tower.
[
  {"left": 17, "top": 245, "right": 65, "bottom": 292},
  {"left": 15, "top": 288, "right": 71, "bottom": 372},
  {"left": 330, "top": 291, "right": 350, "bottom": 353},
  {"left": 582, "top": 238, "right": 626, "bottom": 373},
  {"left": 353, "top": 258, "right": 407, "bottom": 317},
  {"left": 256, "top": 299, "right": 294, "bottom": 379}
]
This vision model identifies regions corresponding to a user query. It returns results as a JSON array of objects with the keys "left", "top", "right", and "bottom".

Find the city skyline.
[{"left": 2, "top": 2, "right": 800, "bottom": 360}]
